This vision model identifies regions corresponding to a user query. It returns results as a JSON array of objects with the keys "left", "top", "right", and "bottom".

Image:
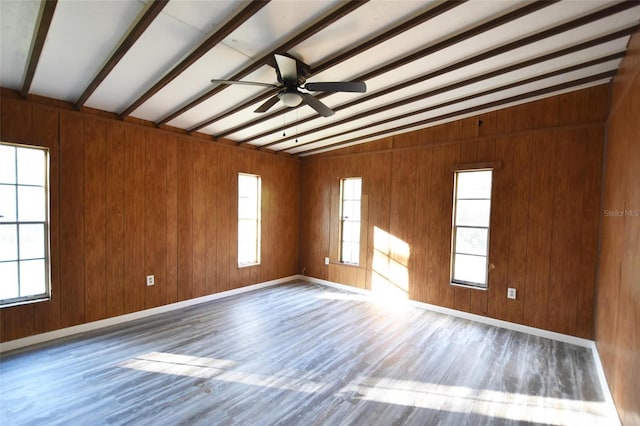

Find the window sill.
[
  {"left": 330, "top": 261, "right": 362, "bottom": 269},
  {"left": 1, "top": 297, "right": 51, "bottom": 309},
  {"left": 238, "top": 262, "right": 260, "bottom": 269},
  {"left": 450, "top": 282, "right": 487, "bottom": 291}
]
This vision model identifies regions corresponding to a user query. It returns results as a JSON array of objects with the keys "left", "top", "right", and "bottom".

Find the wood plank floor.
[{"left": 0, "top": 281, "right": 616, "bottom": 425}]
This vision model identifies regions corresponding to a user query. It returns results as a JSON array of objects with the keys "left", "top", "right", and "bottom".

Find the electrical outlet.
[
  {"left": 324, "top": 257, "right": 330, "bottom": 265},
  {"left": 507, "top": 288, "right": 516, "bottom": 299},
  {"left": 146, "top": 275, "right": 155, "bottom": 286}
]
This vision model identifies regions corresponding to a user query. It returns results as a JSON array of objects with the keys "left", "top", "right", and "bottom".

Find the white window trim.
[
  {"left": 237, "top": 173, "right": 261, "bottom": 268},
  {"left": 0, "top": 141, "right": 51, "bottom": 308},
  {"left": 339, "top": 177, "right": 362, "bottom": 266},
  {"left": 450, "top": 168, "right": 493, "bottom": 290}
]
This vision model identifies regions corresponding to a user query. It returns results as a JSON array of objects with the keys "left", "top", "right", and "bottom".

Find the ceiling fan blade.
[
  {"left": 274, "top": 54, "right": 298, "bottom": 84},
  {"left": 304, "top": 81, "right": 367, "bottom": 93},
  {"left": 254, "top": 94, "right": 281, "bottom": 113},
  {"left": 211, "top": 79, "right": 279, "bottom": 88},
  {"left": 301, "top": 93, "right": 334, "bottom": 117}
]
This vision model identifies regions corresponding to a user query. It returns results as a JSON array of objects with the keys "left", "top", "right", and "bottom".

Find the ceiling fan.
[{"left": 210, "top": 53, "right": 366, "bottom": 117}]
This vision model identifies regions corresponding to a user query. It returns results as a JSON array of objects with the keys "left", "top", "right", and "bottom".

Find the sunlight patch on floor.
[
  {"left": 120, "top": 352, "right": 324, "bottom": 393},
  {"left": 120, "top": 353, "right": 615, "bottom": 424},
  {"left": 343, "top": 377, "right": 614, "bottom": 425}
]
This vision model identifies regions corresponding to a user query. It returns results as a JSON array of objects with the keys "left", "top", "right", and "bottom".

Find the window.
[
  {"left": 238, "top": 173, "right": 261, "bottom": 267},
  {"left": 339, "top": 177, "right": 362, "bottom": 265},
  {"left": 451, "top": 169, "right": 492, "bottom": 288},
  {"left": 0, "top": 142, "right": 50, "bottom": 307}
]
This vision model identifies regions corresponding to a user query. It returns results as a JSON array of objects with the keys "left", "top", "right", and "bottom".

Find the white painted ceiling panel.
[
  {"left": 220, "top": 0, "right": 342, "bottom": 59},
  {"left": 86, "top": 1, "right": 234, "bottom": 112},
  {"left": 161, "top": 0, "right": 244, "bottom": 34},
  {"left": 2, "top": 0, "right": 638, "bottom": 155},
  {"left": 291, "top": 0, "right": 439, "bottom": 66},
  {"left": 30, "top": 0, "right": 144, "bottom": 101},
  {"left": 298, "top": 0, "right": 521, "bottom": 85},
  {"left": 133, "top": 0, "right": 344, "bottom": 121},
  {"left": 131, "top": 43, "right": 253, "bottom": 122},
  {"left": 167, "top": 65, "right": 275, "bottom": 129},
  {"left": 0, "top": 0, "right": 40, "bottom": 90}
]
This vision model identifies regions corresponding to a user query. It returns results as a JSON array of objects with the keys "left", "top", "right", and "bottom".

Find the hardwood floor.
[{"left": 0, "top": 281, "right": 616, "bottom": 425}]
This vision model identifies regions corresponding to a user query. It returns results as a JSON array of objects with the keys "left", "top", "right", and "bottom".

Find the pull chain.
[
  {"left": 295, "top": 108, "right": 299, "bottom": 143},
  {"left": 282, "top": 110, "right": 286, "bottom": 137}
]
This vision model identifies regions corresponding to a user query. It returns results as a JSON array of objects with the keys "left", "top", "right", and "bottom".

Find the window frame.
[
  {"left": 0, "top": 141, "right": 51, "bottom": 308},
  {"left": 339, "top": 177, "right": 362, "bottom": 266},
  {"left": 237, "top": 172, "right": 261, "bottom": 268},
  {"left": 450, "top": 168, "right": 493, "bottom": 290}
]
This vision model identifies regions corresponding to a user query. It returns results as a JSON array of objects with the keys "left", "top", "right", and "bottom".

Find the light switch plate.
[
  {"left": 324, "top": 257, "right": 330, "bottom": 265},
  {"left": 507, "top": 288, "right": 516, "bottom": 299}
]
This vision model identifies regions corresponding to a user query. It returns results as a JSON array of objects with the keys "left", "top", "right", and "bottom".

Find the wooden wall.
[
  {"left": 0, "top": 93, "right": 300, "bottom": 343},
  {"left": 300, "top": 84, "right": 608, "bottom": 339},
  {"left": 595, "top": 30, "right": 640, "bottom": 425}
]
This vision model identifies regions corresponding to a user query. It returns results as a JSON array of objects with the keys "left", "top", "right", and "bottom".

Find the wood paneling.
[
  {"left": 505, "top": 134, "right": 532, "bottom": 325},
  {"left": 595, "top": 29, "right": 640, "bottom": 426},
  {"left": 204, "top": 143, "right": 218, "bottom": 295},
  {"left": 123, "top": 126, "right": 145, "bottom": 313},
  {"left": 486, "top": 137, "right": 513, "bottom": 321},
  {"left": 276, "top": 157, "right": 301, "bottom": 280},
  {"left": 215, "top": 147, "right": 232, "bottom": 292},
  {"left": 424, "top": 145, "right": 449, "bottom": 306},
  {"left": 165, "top": 135, "right": 179, "bottom": 305},
  {"left": 277, "top": 149, "right": 306, "bottom": 282},
  {"left": 191, "top": 140, "right": 208, "bottom": 298},
  {"left": 32, "top": 107, "right": 60, "bottom": 335},
  {"left": 576, "top": 127, "right": 602, "bottom": 338},
  {"left": 106, "top": 122, "right": 125, "bottom": 317},
  {"left": 177, "top": 137, "right": 193, "bottom": 301},
  {"left": 144, "top": 132, "right": 167, "bottom": 309},
  {"left": 522, "top": 131, "right": 555, "bottom": 330},
  {"left": 412, "top": 148, "right": 433, "bottom": 304},
  {"left": 299, "top": 160, "right": 331, "bottom": 280},
  {"left": 547, "top": 129, "right": 584, "bottom": 335},
  {"left": 84, "top": 118, "right": 108, "bottom": 322},
  {"left": 300, "top": 84, "right": 607, "bottom": 338},
  {"left": 258, "top": 154, "right": 274, "bottom": 281},
  {"left": 389, "top": 149, "right": 416, "bottom": 300},
  {"left": 59, "top": 113, "right": 85, "bottom": 327},
  {"left": 226, "top": 148, "right": 246, "bottom": 290},
  {"left": 1, "top": 95, "right": 300, "bottom": 343}
]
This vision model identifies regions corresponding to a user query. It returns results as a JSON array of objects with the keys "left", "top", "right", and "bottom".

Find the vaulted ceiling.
[{"left": 2, "top": 0, "right": 639, "bottom": 156}]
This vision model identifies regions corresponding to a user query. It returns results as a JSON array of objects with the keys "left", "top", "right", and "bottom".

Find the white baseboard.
[
  {"left": 0, "top": 275, "right": 298, "bottom": 354},
  {"left": 590, "top": 341, "right": 622, "bottom": 425},
  {"left": 301, "top": 275, "right": 593, "bottom": 347}
]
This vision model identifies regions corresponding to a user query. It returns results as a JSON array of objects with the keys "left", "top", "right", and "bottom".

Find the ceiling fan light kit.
[
  {"left": 279, "top": 90, "right": 303, "bottom": 107},
  {"left": 211, "top": 53, "right": 366, "bottom": 117}
]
